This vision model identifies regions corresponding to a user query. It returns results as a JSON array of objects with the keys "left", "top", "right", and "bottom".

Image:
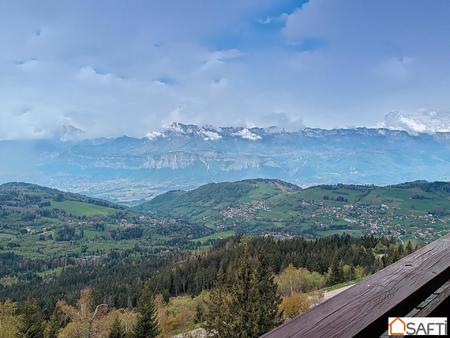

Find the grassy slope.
[
  {"left": 2, "top": 179, "right": 450, "bottom": 260},
  {"left": 50, "top": 200, "right": 116, "bottom": 216},
  {"left": 136, "top": 178, "right": 299, "bottom": 221},
  {"left": 0, "top": 182, "right": 210, "bottom": 260},
  {"left": 136, "top": 180, "right": 450, "bottom": 241}
]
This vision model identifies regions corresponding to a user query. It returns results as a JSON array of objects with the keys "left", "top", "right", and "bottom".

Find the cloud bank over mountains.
[
  {"left": 383, "top": 111, "right": 450, "bottom": 134},
  {"left": 1, "top": 0, "right": 450, "bottom": 139},
  {"left": 7, "top": 110, "right": 450, "bottom": 143}
]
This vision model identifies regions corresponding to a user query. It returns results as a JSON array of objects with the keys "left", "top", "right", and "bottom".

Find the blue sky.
[{"left": 1, "top": 0, "right": 450, "bottom": 138}]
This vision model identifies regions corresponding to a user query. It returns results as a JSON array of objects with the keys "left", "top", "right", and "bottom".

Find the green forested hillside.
[
  {"left": 0, "top": 181, "right": 432, "bottom": 337},
  {"left": 136, "top": 179, "right": 450, "bottom": 243},
  {"left": 0, "top": 233, "right": 414, "bottom": 337},
  {"left": 136, "top": 178, "right": 299, "bottom": 217},
  {"left": 0, "top": 182, "right": 211, "bottom": 260},
  {"left": 0, "top": 182, "right": 216, "bottom": 313}
]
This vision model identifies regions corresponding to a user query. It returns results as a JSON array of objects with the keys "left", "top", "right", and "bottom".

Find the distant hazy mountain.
[{"left": 1, "top": 122, "right": 450, "bottom": 204}]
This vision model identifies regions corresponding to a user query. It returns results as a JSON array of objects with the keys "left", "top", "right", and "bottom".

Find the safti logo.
[
  {"left": 388, "top": 317, "right": 447, "bottom": 336},
  {"left": 389, "top": 317, "right": 407, "bottom": 336}
]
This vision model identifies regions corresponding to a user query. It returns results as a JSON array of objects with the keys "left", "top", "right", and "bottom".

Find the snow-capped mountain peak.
[
  {"left": 201, "top": 130, "right": 222, "bottom": 140},
  {"left": 145, "top": 114, "right": 450, "bottom": 142},
  {"left": 146, "top": 122, "right": 272, "bottom": 141},
  {"left": 232, "top": 128, "right": 262, "bottom": 140},
  {"left": 383, "top": 111, "right": 450, "bottom": 134},
  {"left": 165, "top": 122, "right": 223, "bottom": 140},
  {"left": 145, "top": 131, "right": 164, "bottom": 139},
  {"left": 56, "top": 125, "right": 86, "bottom": 142}
]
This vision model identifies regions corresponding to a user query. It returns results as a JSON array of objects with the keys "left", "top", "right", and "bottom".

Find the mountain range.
[{"left": 1, "top": 122, "right": 450, "bottom": 204}]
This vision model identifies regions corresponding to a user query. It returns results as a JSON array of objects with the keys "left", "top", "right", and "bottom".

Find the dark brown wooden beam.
[{"left": 262, "top": 233, "right": 450, "bottom": 338}]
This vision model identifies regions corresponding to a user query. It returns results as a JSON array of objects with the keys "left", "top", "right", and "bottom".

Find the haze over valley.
[{"left": 2, "top": 121, "right": 450, "bottom": 205}]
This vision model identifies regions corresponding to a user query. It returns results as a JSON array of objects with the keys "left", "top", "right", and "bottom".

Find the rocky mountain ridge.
[{"left": 1, "top": 123, "right": 450, "bottom": 204}]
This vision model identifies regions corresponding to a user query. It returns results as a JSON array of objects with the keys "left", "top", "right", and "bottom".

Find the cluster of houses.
[{"left": 220, "top": 200, "right": 269, "bottom": 220}]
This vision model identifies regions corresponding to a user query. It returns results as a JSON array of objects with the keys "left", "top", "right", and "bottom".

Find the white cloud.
[
  {"left": 145, "top": 130, "right": 164, "bottom": 139},
  {"left": 210, "top": 49, "right": 242, "bottom": 61},
  {"left": 201, "top": 130, "right": 222, "bottom": 140},
  {"left": 258, "top": 12, "right": 288, "bottom": 24},
  {"left": 232, "top": 128, "right": 262, "bottom": 140},
  {"left": 0, "top": 105, "right": 75, "bottom": 140},
  {"left": 76, "top": 66, "right": 123, "bottom": 84},
  {"left": 1, "top": 0, "right": 450, "bottom": 139},
  {"left": 259, "top": 112, "right": 304, "bottom": 131},
  {"left": 282, "top": 0, "right": 332, "bottom": 41},
  {"left": 201, "top": 49, "right": 242, "bottom": 71},
  {"left": 382, "top": 111, "right": 450, "bottom": 134}
]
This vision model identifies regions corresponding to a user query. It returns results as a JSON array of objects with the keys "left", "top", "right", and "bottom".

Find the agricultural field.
[{"left": 0, "top": 182, "right": 211, "bottom": 261}]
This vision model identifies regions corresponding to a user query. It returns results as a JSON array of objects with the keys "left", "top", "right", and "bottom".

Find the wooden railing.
[{"left": 262, "top": 233, "right": 450, "bottom": 338}]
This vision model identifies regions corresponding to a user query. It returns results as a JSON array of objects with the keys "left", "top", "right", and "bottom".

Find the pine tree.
[
  {"left": 204, "top": 271, "right": 234, "bottom": 337},
  {"left": 134, "top": 282, "right": 160, "bottom": 338},
  {"left": 205, "top": 243, "right": 282, "bottom": 337},
  {"left": 252, "top": 250, "right": 283, "bottom": 335},
  {"left": 229, "top": 243, "right": 257, "bottom": 336},
  {"left": 19, "top": 298, "right": 44, "bottom": 338},
  {"left": 397, "top": 244, "right": 405, "bottom": 258},
  {"left": 109, "top": 316, "right": 125, "bottom": 338},
  {"left": 405, "top": 240, "right": 413, "bottom": 255},
  {"left": 386, "top": 246, "right": 399, "bottom": 265},
  {"left": 328, "top": 257, "right": 343, "bottom": 285}
]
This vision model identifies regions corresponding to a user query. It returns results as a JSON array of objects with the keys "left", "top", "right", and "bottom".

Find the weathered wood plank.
[{"left": 262, "top": 233, "right": 450, "bottom": 338}]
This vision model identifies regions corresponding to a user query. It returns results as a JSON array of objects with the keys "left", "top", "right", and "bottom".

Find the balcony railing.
[{"left": 262, "top": 233, "right": 450, "bottom": 338}]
